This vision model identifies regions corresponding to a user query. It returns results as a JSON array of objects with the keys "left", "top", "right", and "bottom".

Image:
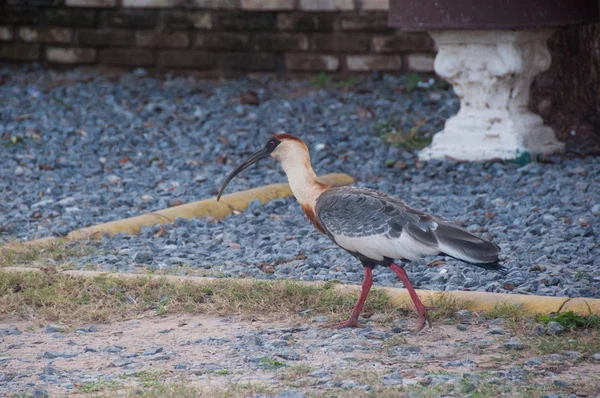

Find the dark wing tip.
[
  {"left": 440, "top": 252, "right": 506, "bottom": 274},
  {"left": 470, "top": 260, "right": 507, "bottom": 274}
]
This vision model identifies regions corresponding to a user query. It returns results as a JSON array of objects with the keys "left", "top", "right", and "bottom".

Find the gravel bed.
[
  {"left": 2, "top": 66, "right": 599, "bottom": 298},
  {"left": 2, "top": 313, "right": 598, "bottom": 397}
]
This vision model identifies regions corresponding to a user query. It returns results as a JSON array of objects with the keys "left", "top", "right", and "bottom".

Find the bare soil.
[{"left": 2, "top": 313, "right": 600, "bottom": 397}]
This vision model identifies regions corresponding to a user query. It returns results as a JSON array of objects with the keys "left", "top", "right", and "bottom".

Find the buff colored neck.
[{"left": 279, "top": 148, "right": 324, "bottom": 208}]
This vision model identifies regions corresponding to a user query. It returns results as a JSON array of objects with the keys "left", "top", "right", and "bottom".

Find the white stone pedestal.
[{"left": 420, "top": 30, "right": 565, "bottom": 161}]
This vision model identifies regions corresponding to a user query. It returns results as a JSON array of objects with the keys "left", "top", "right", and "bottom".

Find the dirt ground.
[{"left": 2, "top": 312, "right": 600, "bottom": 397}]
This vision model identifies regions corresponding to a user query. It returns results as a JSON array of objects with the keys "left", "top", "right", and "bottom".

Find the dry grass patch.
[
  {"left": 425, "top": 293, "right": 473, "bottom": 322},
  {"left": 0, "top": 239, "right": 94, "bottom": 269},
  {"left": 77, "top": 379, "right": 277, "bottom": 398},
  {"left": 0, "top": 270, "right": 401, "bottom": 325}
]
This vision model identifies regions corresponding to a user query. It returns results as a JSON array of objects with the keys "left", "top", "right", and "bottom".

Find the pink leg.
[
  {"left": 390, "top": 263, "right": 436, "bottom": 332},
  {"left": 322, "top": 267, "right": 373, "bottom": 329}
]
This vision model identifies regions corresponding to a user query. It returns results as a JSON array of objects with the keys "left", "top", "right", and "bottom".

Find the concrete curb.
[
  {"left": 3, "top": 267, "right": 599, "bottom": 316},
  {"left": 9, "top": 173, "right": 354, "bottom": 250}
]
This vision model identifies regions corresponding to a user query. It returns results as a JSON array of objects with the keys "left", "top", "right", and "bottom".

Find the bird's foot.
[
  {"left": 320, "top": 318, "right": 366, "bottom": 329},
  {"left": 414, "top": 305, "right": 437, "bottom": 332}
]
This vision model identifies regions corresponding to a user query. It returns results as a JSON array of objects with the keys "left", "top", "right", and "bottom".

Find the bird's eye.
[{"left": 269, "top": 141, "right": 275, "bottom": 147}]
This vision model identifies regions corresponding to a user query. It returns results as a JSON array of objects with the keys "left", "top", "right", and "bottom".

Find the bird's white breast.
[{"left": 334, "top": 230, "right": 440, "bottom": 262}]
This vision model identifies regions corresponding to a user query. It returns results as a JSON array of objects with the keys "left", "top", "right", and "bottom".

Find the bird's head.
[{"left": 217, "top": 133, "right": 308, "bottom": 201}]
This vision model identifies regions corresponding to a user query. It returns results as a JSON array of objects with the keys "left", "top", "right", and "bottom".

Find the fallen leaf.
[
  {"left": 16, "top": 114, "right": 32, "bottom": 121},
  {"left": 240, "top": 91, "right": 259, "bottom": 105},
  {"left": 262, "top": 265, "right": 275, "bottom": 274},
  {"left": 426, "top": 259, "right": 446, "bottom": 267},
  {"left": 153, "top": 225, "right": 167, "bottom": 238},
  {"left": 218, "top": 135, "right": 229, "bottom": 145},
  {"left": 485, "top": 212, "right": 497, "bottom": 220},
  {"left": 394, "top": 161, "right": 407, "bottom": 170},
  {"left": 118, "top": 156, "right": 132, "bottom": 165},
  {"left": 230, "top": 243, "right": 241, "bottom": 249},
  {"left": 356, "top": 105, "right": 375, "bottom": 119},
  {"left": 216, "top": 154, "right": 227, "bottom": 164},
  {"left": 38, "top": 164, "right": 54, "bottom": 171}
]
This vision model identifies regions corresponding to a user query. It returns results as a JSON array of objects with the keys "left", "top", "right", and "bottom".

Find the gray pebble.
[
  {"left": 553, "top": 380, "right": 569, "bottom": 387},
  {"left": 0, "top": 326, "right": 21, "bottom": 336},
  {"left": 307, "top": 369, "right": 330, "bottom": 378},
  {"left": 503, "top": 339, "right": 524, "bottom": 350},
  {"left": 454, "top": 310, "right": 472, "bottom": 322},
  {"left": 104, "top": 345, "right": 125, "bottom": 353},
  {"left": 33, "top": 388, "right": 49, "bottom": 398},
  {"left": 143, "top": 346, "right": 163, "bottom": 356},
  {"left": 111, "top": 359, "right": 134, "bottom": 367},
  {"left": 44, "top": 324, "right": 67, "bottom": 333},
  {"left": 545, "top": 321, "right": 565, "bottom": 335},
  {"left": 42, "top": 351, "right": 78, "bottom": 359},
  {"left": 526, "top": 357, "right": 542, "bottom": 366}
]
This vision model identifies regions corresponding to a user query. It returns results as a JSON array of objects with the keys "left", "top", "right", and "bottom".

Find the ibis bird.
[{"left": 217, "top": 134, "right": 502, "bottom": 331}]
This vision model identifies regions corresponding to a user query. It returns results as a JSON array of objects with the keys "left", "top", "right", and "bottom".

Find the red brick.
[
  {"left": 255, "top": 33, "right": 308, "bottom": 51},
  {"left": 361, "top": 0, "right": 389, "bottom": 10},
  {"left": 77, "top": 29, "right": 134, "bottom": 47},
  {"left": 285, "top": 53, "right": 339, "bottom": 71},
  {"left": 66, "top": 0, "right": 116, "bottom": 6},
  {"left": 46, "top": 47, "right": 96, "bottom": 64},
  {"left": 183, "top": 0, "right": 237, "bottom": 8},
  {"left": 99, "top": 48, "right": 155, "bottom": 66},
  {"left": 18, "top": 27, "right": 73, "bottom": 44},
  {"left": 218, "top": 12, "right": 277, "bottom": 31},
  {"left": 44, "top": 9, "right": 96, "bottom": 27},
  {"left": 277, "top": 13, "right": 335, "bottom": 31},
  {"left": 136, "top": 31, "right": 190, "bottom": 48},
  {"left": 311, "top": 34, "right": 370, "bottom": 52},
  {"left": 0, "top": 7, "right": 42, "bottom": 25},
  {"left": 406, "top": 53, "right": 435, "bottom": 72},
  {"left": 122, "top": 0, "right": 181, "bottom": 6},
  {"left": 241, "top": 0, "right": 294, "bottom": 10},
  {"left": 300, "top": 0, "right": 354, "bottom": 11},
  {"left": 219, "top": 52, "right": 278, "bottom": 71},
  {"left": 194, "top": 33, "right": 249, "bottom": 50},
  {"left": 0, "top": 42, "right": 40, "bottom": 61},
  {"left": 103, "top": 9, "right": 159, "bottom": 28},
  {"left": 0, "top": 27, "right": 14, "bottom": 41},
  {"left": 340, "top": 14, "right": 392, "bottom": 31},
  {"left": 163, "top": 10, "right": 212, "bottom": 29},
  {"left": 157, "top": 50, "right": 216, "bottom": 68},
  {"left": 372, "top": 33, "right": 435, "bottom": 52},
  {"left": 346, "top": 55, "right": 401, "bottom": 71}
]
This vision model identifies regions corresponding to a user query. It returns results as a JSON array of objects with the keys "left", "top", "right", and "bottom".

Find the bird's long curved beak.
[{"left": 217, "top": 147, "right": 270, "bottom": 201}]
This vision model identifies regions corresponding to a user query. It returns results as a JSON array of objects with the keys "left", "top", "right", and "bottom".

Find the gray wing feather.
[
  {"left": 315, "top": 186, "right": 500, "bottom": 265},
  {"left": 316, "top": 186, "right": 438, "bottom": 247}
]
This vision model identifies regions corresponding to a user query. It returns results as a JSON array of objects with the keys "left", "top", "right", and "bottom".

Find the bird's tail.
[{"left": 435, "top": 222, "right": 503, "bottom": 272}]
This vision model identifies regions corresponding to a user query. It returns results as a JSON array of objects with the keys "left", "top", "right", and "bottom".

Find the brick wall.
[{"left": 0, "top": 0, "right": 436, "bottom": 74}]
